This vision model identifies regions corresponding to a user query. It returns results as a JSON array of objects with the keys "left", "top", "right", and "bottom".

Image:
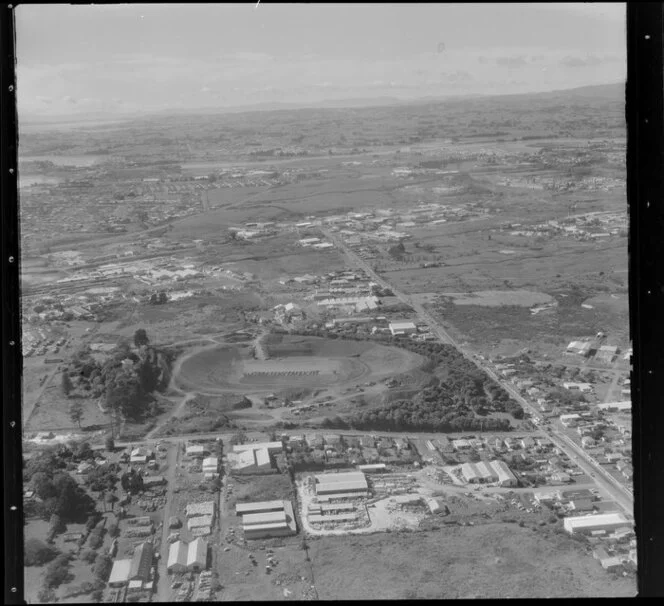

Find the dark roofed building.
[{"left": 129, "top": 541, "right": 154, "bottom": 582}]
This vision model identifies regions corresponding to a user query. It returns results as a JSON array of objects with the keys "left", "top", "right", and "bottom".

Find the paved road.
[{"left": 321, "top": 228, "right": 634, "bottom": 519}]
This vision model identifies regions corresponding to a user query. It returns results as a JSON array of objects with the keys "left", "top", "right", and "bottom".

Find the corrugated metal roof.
[
  {"left": 109, "top": 559, "right": 132, "bottom": 585},
  {"left": 564, "top": 513, "right": 629, "bottom": 530},
  {"left": 185, "top": 501, "right": 215, "bottom": 518},
  {"left": 316, "top": 480, "right": 369, "bottom": 494},
  {"left": 167, "top": 541, "right": 187, "bottom": 570},
  {"left": 315, "top": 471, "right": 367, "bottom": 484},
  {"left": 235, "top": 500, "right": 285, "bottom": 515},
  {"left": 242, "top": 510, "right": 287, "bottom": 526},
  {"left": 187, "top": 538, "right": 207, "bottom": 568},
  {"left": 129, "top": 542, "right": 153, "bottom": 581},
  {"left": 254, "top": 448, "right": 271, "bottom": 467},
  {"left": 188, "top": 515, "right": 213, "bottom": 529},
  {"left": 243, "top": 522, "right": 290, "bottom": 531}
]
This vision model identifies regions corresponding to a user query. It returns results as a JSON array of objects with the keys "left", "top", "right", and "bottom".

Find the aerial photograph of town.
[{"left": 15, "top": 3, "right": 635, "bottom": 602}]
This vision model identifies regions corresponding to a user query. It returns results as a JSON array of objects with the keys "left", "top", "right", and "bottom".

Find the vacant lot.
[
  {"left": 308, "top": 524, "right": 635, "bottom": 600},
  {"left": 440, "top": 290, "right": 555, "bottom": 307},
  {"left": 24, "top": 384, "right": 107, "bottom": 434}
]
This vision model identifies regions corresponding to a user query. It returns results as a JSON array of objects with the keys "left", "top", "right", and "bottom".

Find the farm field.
[{"left": 308, "top": 524, "right": 636, "bottom": 600}]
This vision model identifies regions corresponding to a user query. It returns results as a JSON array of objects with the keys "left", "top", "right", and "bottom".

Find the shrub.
[
  {"left": 93, "top": 554, "right": 113, "bottom": 581},
  {"left": 25, "top": 539, "right": 59, "bottom": 567},
  {"left": 88, "top": 533, "right": 103, "bottom": 550},
  {"left": 80, "top": 581, "right": 95, "bottom": 594},
  {"left": 91, "top": 589, "right": 103, "bottom": 602},
  {"left": 44, "top": 554, "right": 73, "bottom": 588},
  {"left": 86, "top": 514, "right": 101, "bottom": 531},
  {"left": 108, "top": 522, "right": 120, "bottom": 538},
  {"left": 80, "top": 549, "right": 98, "bottom": 564},
  {"left": 36, "top": 588, "right": 56, "bottom": 603}
]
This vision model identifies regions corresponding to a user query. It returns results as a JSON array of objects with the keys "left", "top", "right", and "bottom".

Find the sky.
[{"left": 15, "top": 3, "right": 626, "bottom": 119}]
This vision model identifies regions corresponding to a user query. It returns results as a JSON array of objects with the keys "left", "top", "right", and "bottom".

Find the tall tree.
[
  {"left": 69, "top": 402, "right": 83, "bottom": 430},
  {"left": 61, "top": 372, "right": 73, "bottom": 397},
  {"left": 133, "top": 329, "right": 149, "bottom": 348}
]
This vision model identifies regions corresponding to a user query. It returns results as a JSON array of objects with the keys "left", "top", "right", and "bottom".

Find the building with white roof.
[
  {"left": 108, "top": 559, "right": 132, "bottom": 587},
  {"left": 238, "top": 499, "right": 297, "bottom": 540},
  {"left": 187, "top": 538, "right": 208, "bottom": 572},
  {"left": 167, "top": 539, "right": 208, "bottom": 573},
  {"left": 167, "top": 541, "right": 188, "bottom": 574},
  {"left": 566, "top": 341, "right": 592, "bottom": 356},
  {"left": 388, "top": 321, "right": 417, "bottom": 336},
  {"left": 202, "top": 457, "right": 218, "bottom": 475},
  {"left": 226, "top": 448, "right": 273, "bottom": 473},
  {"left": 597, "top": 401, "right": 631, "bottom": 412},
  {"left": 314, "top": 471, "right": 369, "bottom": 496},
  {"left": 460, "top": 460, "right": 516, "bottom": 486},
  {"left": 560, "top": 414, "right": 582, "bottom": 427},
  {"left": 243, "top": 510, "right": 288, "bottom": 526},
  {"left": 491, "top": 459, "right": 518, "bottom": 487},
  {"left": 563, "top": 512, "right": 631, "bottom": 535},
  {"left": 233, "top": 441, "right": 283, "bottom": 455},
  {"left": 130, "top": 447, "right": 151, "bottom": 465},
  {"left": 185, "top": 444, "right": 208, "bottom": 458}
]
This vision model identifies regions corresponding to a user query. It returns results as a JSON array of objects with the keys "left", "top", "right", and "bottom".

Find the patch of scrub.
[{"left": 441, "top": 290, "right": 555, "bottom": 307}]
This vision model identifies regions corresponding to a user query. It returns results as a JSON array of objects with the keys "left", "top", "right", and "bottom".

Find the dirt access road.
[{"left": 155, "top": 441, "right": 181, "bottom": 603}]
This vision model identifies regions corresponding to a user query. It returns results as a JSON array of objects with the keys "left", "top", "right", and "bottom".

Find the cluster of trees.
[
  {"left": 25, "top": 539, "right": 60, "bottom": 567},
  {"left": 308, "top": 335, "right": 523, "bottom": 433},
  {"left": 27, "top": 467, "right": 96, "bottom": 523},
  {"left": 395, "top": 340, "right": 524, "bottom": 419},
  {"left": 42, "top": 553, "right": 74, "bottom": 590},
  {"left": 149, "top": 291, "right": 169, "bottom": 305},
  {"left": 62, "top": 329, "right": 173, "bottom": 421},
  {"left": 120, "top": 468, "right": 145, "bottom": 494},
  {"left": 347, "top": 400, "right": 512, "bottom": 433},
  {"left": 84, "top": 463, "right": 119, "bottom": 493}
]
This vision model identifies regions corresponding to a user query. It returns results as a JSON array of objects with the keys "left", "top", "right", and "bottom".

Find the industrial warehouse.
[
  {"left": 235, "top": 499, "right": 297, "bottom": 540},
  {"left": 166, "top": 538, "right": 209, "bottom": 574},
  {"left": 314, "top": 471, "right": 370, "bottom": 497},
  {"left": 563, "top": 513, "right": 631, "bottom": 536},
  {"left": 459, "top": 459, "right": 518, "bottom": 486}
]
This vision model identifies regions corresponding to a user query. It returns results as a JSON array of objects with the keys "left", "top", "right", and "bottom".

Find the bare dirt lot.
[{"left": 307, "top": 524, "right": 636, "bottom": 600}]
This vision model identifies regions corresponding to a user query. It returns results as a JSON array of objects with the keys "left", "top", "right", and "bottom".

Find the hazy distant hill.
[{"left": 21, "top": 82, "right": 624, "bottom": 127}]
